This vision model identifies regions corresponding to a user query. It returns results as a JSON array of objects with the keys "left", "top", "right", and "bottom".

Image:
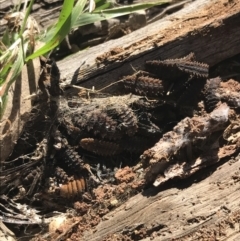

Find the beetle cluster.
[{"left": 46, "top": 53, "right": 233, "bottom": 200}]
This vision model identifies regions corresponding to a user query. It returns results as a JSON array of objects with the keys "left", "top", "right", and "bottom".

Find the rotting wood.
[
  {"left": 82, "top": 158, "right": 240, "bottom": 240},
  {"left": 57, "top": 0, "right": 240, "bottom": 93},
  {"left": 52, "top": 84, "right": 238, "bottom": 239}
]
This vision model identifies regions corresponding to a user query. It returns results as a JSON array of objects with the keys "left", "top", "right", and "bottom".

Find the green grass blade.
[
  {"left": 2, "top": 29, "right": 11, "bottom": 46},
  {"left": 71, "top": 0, "right": 88, "bottom": 26},
  {"left": 25, "top": 29, "right": 68, "bottom": 61},
  {"left": 0, "top": 62, "right": 12, "bottom": 78},
  {"left": 94, "top": 3, "right": 112, "bottom": 11},
  {"left": 37, "top": 0, "right": 87, "bottom": 41},
  {"left": 5, "top": 44, "right": 26, "bottom": 91},
  {"left": 94, "top": 0, "right": 114, "bottom": 11},
  {"left": 95, "top": 1, "right": 170, "bottom": 14},
  {"left": 26, "top": 0, "right": 75, "bottom": 61},
  {"left": 42, "top": 0, "right": 75, "bottom": 43},
  {"left": 73, "top": 1, "right": 170, "bottom": 28}
]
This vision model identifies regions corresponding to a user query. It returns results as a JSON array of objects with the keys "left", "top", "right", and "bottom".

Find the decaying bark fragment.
[
  {"left": 152, "top": 144, "right": 236, "bottom": 187},
  {"left": 223, "top": 122, "right": 240, "bottom": 145},
  {"left": 141, "top": 103, "right": 230, "bottom": 185}
]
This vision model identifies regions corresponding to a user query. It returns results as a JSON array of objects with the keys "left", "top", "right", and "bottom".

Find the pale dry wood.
[
  {"left": 83, "top": 158, "right": 240, "bottom": 240},
  {"left": 0, "top": 59, "right": 40, "bottom": 162},
  {"left": 57, "top": 0, "right": 240, "bottom": 93},
  {"left": 142, "top": 103, "right": 231, "bottom": 185}
]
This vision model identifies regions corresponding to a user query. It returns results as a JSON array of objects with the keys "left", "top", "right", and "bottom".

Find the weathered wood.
[
  {"left": 83, "top": 158, "right": 240, "bottom": 240},
  {"left": 0, "top": 59, "right": 40, "bottom": 162},
  {"left": 58, "top": 0, "right": 240, "bottom": 240},
  {"left": 57, "top": 0, "right": 240, "bottom": 93},
  {"left": 1, "top": 0, "right": 239, "bottom": 239}
]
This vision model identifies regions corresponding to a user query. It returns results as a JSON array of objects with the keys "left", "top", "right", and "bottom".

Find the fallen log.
[
  {"left": 58, "top": 0, "right": 240, "bottom": 92},
  {"left": 57, "top": 0, "right": 240, "bottom": 240},
  {"left": 1, "top": 0, "right": 240, "bottom": 240}
]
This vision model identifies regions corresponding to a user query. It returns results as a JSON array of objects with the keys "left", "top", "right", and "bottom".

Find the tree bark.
[{"left": 1, "top": 0, "right": 240, "bottom": 239}]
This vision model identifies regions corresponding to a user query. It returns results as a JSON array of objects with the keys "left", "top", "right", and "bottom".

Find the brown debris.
[
  {"left": 153, "top": 144, "right": 236, "bottom": 187},
  {"left": 93, "top": 184, "right": 116, "bottom": 201},
  {"left": 115, "top": 166, "right": 136, "bottom": 183},
  {"left": 141, "top": 103, "right": 230, "bottom": 184},
  {"left": 96, "top": 47, "right": 126, "bottom": 63},
  {"left": 220, "top": 78, "right": 240, "bottom": 92},
  {"left": 73, "top": 201, "right": 91, "bottom": 215},
  {"left": 217, "top": 144, "right": 236, "bottom": 159},
  {"left": 223, "top": 121, "right": 240, "bottom": 144},
  {"left": 218, "top": 78, "right": 240, "bottom": 108}
]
